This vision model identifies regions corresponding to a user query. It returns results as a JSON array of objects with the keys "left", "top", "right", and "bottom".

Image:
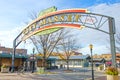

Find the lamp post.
[
  {"left": 32, "top": 48, "right": 35, "bottom": 73},
  {"left": 89, "top": 44, "right": 94, "bottom": 80}
]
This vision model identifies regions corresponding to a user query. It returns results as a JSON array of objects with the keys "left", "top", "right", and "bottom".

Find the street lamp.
[
  {"left": 89, "top": 44, "right": 94, "bottom": 80},
  {"left": 32, "top": 48, "right": 35, "bottom": 73}
]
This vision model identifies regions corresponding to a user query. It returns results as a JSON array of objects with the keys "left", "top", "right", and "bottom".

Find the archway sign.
[{"left": 12, "top": 6, "right": 116, "bottom": 72}]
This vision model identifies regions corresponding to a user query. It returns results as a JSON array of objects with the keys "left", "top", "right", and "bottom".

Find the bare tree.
[
  {"left": 30, "top": 29, "right": 72, "bottom": 69},
  {"left": 115, "top": 33, "right": 120, "bottom": 52},
  {"left": 26, "top": 10, "right": 63, "bottom": 69},
  {"left": 27, "top": 10, "right": 79, "bottom": 70},
  {"left": 106, "top": 32, "right": 120, "bottom": 53},
  {"left": 56, "top": 36, "right": 79, "bottom": 70}
]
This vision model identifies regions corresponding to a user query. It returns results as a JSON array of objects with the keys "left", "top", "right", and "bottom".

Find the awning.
[{"left": 0, "top": 53, "right": 28, "bottom": 59}]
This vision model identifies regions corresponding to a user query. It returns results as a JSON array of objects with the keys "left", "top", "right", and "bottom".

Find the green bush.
[
  {"left": 1, "top": 65, "right": 9, "bottom": 68},
  {"left": 99, "top": 65, "right": 104, "bottom": 70},
  {"left": 105, "top": 67, "right": 119, "bottom": 75}
]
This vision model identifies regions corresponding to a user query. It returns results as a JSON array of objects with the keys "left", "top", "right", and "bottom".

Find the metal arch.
[
  {"left": 12, "top": 10, "right": 116, "bottom": 72},
  {"left": 25, "top": 12, "right": 115, "bottom": 34}
]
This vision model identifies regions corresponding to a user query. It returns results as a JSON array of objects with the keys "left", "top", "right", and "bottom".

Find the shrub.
[
  {"left": 105, "top": 66, "right": 119, "bottom": 75},
  {"left": 99, "top": 65, "right": 104, "bottom": 70},
  {"left": 1, "top": 65, "right": 8, "bottom": 68}
]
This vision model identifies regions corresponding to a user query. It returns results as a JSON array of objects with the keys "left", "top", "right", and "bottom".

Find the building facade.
[
  {"left": 93, "top": 53, "right": 120, "bottom": 67},
  {"left": 0, "top": 46, "right": 27, "bottom": 71}
]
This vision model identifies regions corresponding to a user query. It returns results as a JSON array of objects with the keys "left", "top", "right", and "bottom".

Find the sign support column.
[
  {"left": 11, "top": 39, "right": 16, "bottom": 72},
  {"left": 109, "top": 17, "right": 116, "bottom": 67}
]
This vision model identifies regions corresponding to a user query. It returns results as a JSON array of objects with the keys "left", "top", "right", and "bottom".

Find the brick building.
[
  {"left": 93, "top": 53, "right": 120, "bottom": 65},
  {"left": 0, "top": 46, "right": 27, "bottom": 71},
  {"left": 0, "top": 46, "right": 27, "bottom": 55}
]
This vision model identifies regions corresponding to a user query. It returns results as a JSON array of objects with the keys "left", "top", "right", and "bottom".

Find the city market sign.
[{"left": 21, "top": 9, "right": 92, "bottom": 41}]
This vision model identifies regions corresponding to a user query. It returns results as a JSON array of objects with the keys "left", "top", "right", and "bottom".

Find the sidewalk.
[
  {"left": 0, "top": 72, "right": 50, "bottom": 80},
  {"left": 87, "top": 69, "right": 120, "bottom": 80},
  {"left": 95, "top": 76, "right": 106, "bottom": 80},
  {"left": 95, "top": 76, "right": 120, "bottom": 80},
  {"left": 86, "top": 76, "right": 106, "bottom": 80},
  {"left": 0, "top": 73, "right": 108, "bottom": 80},
  {"left": 0, "top": 70, "right": 119, "bottom": 80}
]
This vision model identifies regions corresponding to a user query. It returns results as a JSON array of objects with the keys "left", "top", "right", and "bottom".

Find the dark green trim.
[{"left": 0, "top": 53, "right": 28, "bottom": 59}]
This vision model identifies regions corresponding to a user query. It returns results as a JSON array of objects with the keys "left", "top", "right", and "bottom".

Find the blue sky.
[{"left": 0, "top": 0, "right": 120, "bottom": 54}]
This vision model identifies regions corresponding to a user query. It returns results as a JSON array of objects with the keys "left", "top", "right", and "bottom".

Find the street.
[{"left": 0, "top": 68, "right": 108, "bottom": 80}]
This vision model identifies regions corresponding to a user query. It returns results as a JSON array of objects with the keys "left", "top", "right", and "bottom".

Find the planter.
[
  {"left": 37, "top": 67, "right": 45, "bottom": 73},
  {"left": 107, "top": 75, "right": 119, "bottom": 80},
  {"left": 1, "top": 68, "right": 9, "bottom": 73},
  {"left": 98, "top": 67, "right": 103, "bottom": 71},
  {"left": 98, "top": 65, "right": 104, "bottom": 71}
]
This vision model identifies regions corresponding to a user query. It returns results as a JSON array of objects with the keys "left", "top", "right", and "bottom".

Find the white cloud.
[
  {"left": 88, "top": 3, "right": 120, "bottom": 32},
  {"left": 75, "top": 3, "right": 120, "bottom": 54},
  {"left": 0, "top": 25, "right": 35, "bottom": 54},
  {"left": 0, "top": 26, "right": 23, "bottom": 47},
  {"left": 78, "top": 45, "right": 110, "bottom": 55}
]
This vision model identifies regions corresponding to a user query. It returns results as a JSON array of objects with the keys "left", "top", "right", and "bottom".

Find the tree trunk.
[
  {"left": 43, "top": 57, "right": 46, "bottom": 71},
  {"left": 42, "top": 50, "right": 46, "bottom": 72},
  {"left": 66, "top": 59, "right": 69, "bottom": 70}
]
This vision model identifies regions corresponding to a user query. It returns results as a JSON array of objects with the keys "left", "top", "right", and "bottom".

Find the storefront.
[{"left": 0, "top": 53, "right": 28, "bottom": 71}]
